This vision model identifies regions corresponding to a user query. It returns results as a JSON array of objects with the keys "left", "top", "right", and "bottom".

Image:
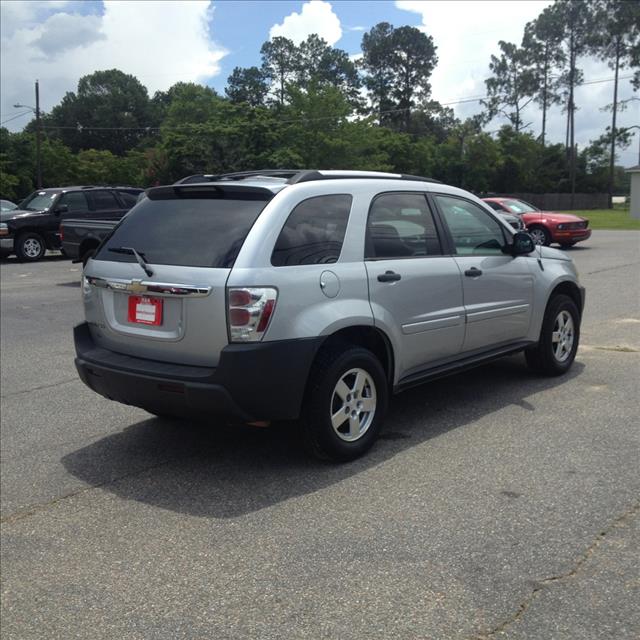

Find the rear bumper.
[{"left": 74, "top": 323, "right": 322, "bottom": 421}]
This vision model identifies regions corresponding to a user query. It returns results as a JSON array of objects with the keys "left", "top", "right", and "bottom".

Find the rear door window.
[
  {"left": 271, "top": 195, "right": 352, "bottom": 266},
  {"left": 95, "top": 190, "right": 271, "bottom": 268},
  {"left": 58, "top": 191, "right": 89, "bottom": 213},
  {"left": 89, "top": 190, "right": 121, "bottom": 211},
  {"left": 366, "top": 192, "right": 442, "bottom": 259}
]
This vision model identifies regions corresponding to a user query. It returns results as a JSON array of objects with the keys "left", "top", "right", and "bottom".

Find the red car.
[{"left": 483, "top": 197, "right": 591, "bottom": 248}]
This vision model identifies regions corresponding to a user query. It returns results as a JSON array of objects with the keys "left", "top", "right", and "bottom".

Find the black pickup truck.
[
  {"left": 60, "top": 218, "right": 121, "bottom": 265},
  {"left": 0, "top": 186, "right": 142, "bottom": 261}
]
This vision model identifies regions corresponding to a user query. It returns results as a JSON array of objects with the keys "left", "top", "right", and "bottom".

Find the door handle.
[
  {"left": 464, "top": 267, "right": 483, "bottom": 277},
  {"left": 377, "top": 270, "right": 401, "bottom": 283}
]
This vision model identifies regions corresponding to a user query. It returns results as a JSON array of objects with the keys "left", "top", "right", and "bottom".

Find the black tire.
[
  {"left": 15, "top": 232, "right": 46, "bottom": 261},
  {"left": 525, "top": 294, "right": 580, "bottom": 376},
  {"left": 529, "top": 225, "right": 551, "bottom": 246},
  {"left": 560, "top": 243, "right": 576, "bottom": 249},
  {"left": 301, "top": 342, "right": 388, "bottom": 462}
]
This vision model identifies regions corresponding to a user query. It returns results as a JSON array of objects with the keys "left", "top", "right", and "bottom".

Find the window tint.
[
  {"left": 485, "top": 201, "right": 503, "bottom": 211},
  {"left": 366, "top": 193, "right": 442, "bottom": 259},
  {"left": 271, "top": 195, "right": 352, "bottom": 266},
  {"left": 436, "top": 195, "right": 505, "bottom": 255},
  {"left": 95, "top": 194, "right": 270, "bottom": 268},
  {"left": 58, "top": 191, "right": 88, "bottom": 212},
  {"left": 90, "top": 190, "right": 120, "bottom": 210},
  {"left": 117, "top": 191, "right": 139, "bottom": 208}
]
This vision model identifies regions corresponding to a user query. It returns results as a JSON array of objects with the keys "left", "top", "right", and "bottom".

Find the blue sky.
[
  {"left": 209, "top": 1, "right": 422, "bottom": 92},
  {"left": 1, "top": 1, "right": 638, "bottom": 166}
]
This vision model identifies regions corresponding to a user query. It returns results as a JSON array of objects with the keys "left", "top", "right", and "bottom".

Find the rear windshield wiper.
[{"left": 108, "top": 246, "right": 154, "bottom": 277}]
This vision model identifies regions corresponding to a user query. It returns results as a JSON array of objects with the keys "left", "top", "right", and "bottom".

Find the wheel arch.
[
  {"left": 549, "top": 280, "right": 583, "bottom": 317},
  {"left": 317, "top": 325, "right": 395, "bottom": 388}
]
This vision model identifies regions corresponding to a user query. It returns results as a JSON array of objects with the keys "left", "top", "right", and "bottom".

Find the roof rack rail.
[
  {"left": 287, "top": 171, "right": 441, "bottom": 185},
  {"left": 174, "top": 169, "right": 442, "bottom": 186},
  {"left": 174, "top": 170, "right": 301, "bottom": 185}
]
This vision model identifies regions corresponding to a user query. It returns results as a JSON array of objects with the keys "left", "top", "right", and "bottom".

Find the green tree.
[
  {"left": 225, "top": 66, "right": 269, "bottom": 107},
  {"left": 361, "top": 23, "right": 438, "bottom": 131},
  {"left": 483, "top": 41, "right": 537, "bottom": 133},
  {"left": 296, "top": 35, "right": 362, "bottom": 107},
  {"left": 522, "top": 11, "right": 565, "bottom": 146},
  {"left": 590, "top": 0, "right": 640, "bottom": 205},
  {"left": 46, "top": 69, "right": 153, "bottom": 155},
  {"left": 548, "top": 0, "right": 596, "bottom": 203},
  {"left": 260, "top": 37, "right": 300, "bottom": 107}
]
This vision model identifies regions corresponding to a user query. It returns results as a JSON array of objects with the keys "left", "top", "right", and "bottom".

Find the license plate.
[{"left": 128, "top": 295, "right": 163, "bottom": 326}]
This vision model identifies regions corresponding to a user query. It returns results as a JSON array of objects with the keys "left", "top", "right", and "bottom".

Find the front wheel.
[
  {"left": 528, "top": 226, "right": 551, "bottom": 246},
  {"left": 15, "top": 232, "right": 46, "bottom": 261},
  {"left": 525, "top": 294, "right": 580, "bottom": 376},
  {"left": 301, "top": 343, "right": 388, "bottom": 461}
]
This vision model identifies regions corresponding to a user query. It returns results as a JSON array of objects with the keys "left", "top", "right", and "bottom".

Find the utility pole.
[{"left": 35, "top": 80, "right": 42, "bottom": 189}]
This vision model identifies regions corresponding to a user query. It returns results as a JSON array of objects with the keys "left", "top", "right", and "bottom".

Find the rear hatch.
[{"left": 84, "top": 184, "right": 273, "bottom": 366}]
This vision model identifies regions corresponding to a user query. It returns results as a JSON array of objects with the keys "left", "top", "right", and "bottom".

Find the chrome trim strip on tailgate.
[{"left": 85, "top": 276, "right": 212, "bottom": 298}]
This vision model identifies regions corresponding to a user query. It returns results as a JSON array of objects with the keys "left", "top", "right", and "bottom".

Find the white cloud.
[
  {"left": 269, "top": 1, "right": 342, "bottom": 45},
  {"left": 1, "top": 1, "right": 226, "bottom": 129},
  {"left": 396, "top": 0, "right": 639, "bottom": 165}
]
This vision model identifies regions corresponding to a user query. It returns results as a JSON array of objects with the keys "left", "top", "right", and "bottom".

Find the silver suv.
[{"left": 75, "top": 170, "right": 585, "bottom": 461}]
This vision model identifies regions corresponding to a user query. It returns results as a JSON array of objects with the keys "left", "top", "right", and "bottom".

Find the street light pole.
[{"left": 35, "top": 80, "right": 42, "bottom": 189}]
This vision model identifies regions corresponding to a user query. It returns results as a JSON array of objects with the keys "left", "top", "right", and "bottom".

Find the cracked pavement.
[{"left": 1, "top": 231, "right": 639, "bottom": 639}]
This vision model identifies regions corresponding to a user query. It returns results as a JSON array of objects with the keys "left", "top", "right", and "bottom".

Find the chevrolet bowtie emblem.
[{"left": 127, "top": 280, "right": 147, "bottom": 294}]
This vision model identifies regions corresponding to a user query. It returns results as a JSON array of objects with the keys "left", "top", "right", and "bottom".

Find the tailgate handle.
[{"left": 85, "top": 276, "right": 212, "bottom": 298}]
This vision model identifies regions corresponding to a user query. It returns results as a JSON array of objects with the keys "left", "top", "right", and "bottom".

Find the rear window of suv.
[{"left": 94, "top": 189, "right": 271, "bottom": 268}]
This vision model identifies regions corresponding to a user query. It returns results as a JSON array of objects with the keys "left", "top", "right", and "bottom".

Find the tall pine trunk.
[
  {"left": 569, "top": 31, "right": 576, "bottom": 209},
  {"left": 608, "top": 40, "right": 620, "bottom": 209}
]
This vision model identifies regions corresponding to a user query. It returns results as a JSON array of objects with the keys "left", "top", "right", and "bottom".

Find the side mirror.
[
  {"left": 54, "top": 204, "right": 69, "bottom": 215},
  {"left": 511, "top": 231, "right": 535, "bottom": 256}
]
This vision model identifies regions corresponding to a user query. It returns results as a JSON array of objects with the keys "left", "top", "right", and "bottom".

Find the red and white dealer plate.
[{"left": 127, "top": 295, "right": 163, "bottom": 326}]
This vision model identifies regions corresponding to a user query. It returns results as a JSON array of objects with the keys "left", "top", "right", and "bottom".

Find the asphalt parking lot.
[{"left": 1, "top": 231, "right": 639, "bottom": 640}]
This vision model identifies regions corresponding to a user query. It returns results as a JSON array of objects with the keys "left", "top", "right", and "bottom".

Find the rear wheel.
[
  {"left": 301, "top": 343, "right": 388, "bottom": 461},
  {"left": 529, "top": 225, "right": 550, "bottom": 246},
  {"left": 525, "top": 294, "right": 580, "bottom": 376},
  {"left": 15, "top": 232, "right": 46, "bottom": 261}
]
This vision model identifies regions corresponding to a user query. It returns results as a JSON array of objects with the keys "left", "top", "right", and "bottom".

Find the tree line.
[{"left": 1, "top": 0, "right": 637, "bottom": 204}]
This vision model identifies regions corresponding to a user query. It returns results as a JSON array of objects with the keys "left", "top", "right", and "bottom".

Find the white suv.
[{"left": 75, "top": 170, "right": 585, "bottom": 461}]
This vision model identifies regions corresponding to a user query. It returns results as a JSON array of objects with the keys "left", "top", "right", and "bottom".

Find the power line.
[
  {"left": 29, "top": 73, "right": 634, "bottom": 133},
  {"left": 0, "top": 110, "right": 32, "bottom": 126}
]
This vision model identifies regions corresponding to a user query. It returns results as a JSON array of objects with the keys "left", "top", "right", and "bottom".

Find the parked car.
[
  {"left": 483, "top": 197, "right": 591, "bottom": 248},
  {"left": 1, "top": 199, "right": 18, "bottom": 212},
  {"left": 75, "top": 170, "right": 585, "bottom": 461},
  {"left": 0, "top": 186, "right": 142, "bottom": 261}
]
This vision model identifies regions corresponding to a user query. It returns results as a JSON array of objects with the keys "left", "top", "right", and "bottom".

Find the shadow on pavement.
[{"left": 62, "top": 355, "right": 585, "bottom": 519}]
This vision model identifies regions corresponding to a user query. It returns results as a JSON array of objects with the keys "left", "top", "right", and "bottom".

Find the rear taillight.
[{"left": 227, "top": 287, "right": 277, "bottom": 342}]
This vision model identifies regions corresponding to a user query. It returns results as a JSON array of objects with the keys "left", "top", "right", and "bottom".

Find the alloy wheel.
[
  {"left": 529, "top": 228, "right": 547, "bottom": 245},
  {"left": 552, "top": 310, "right": 574, "bottom": 362},
  {"left": 330, "top": 367, "right": 377, "bottom": 442},
  {"left": 23, "top": 237, "right": 43, "bottom": 259}
]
